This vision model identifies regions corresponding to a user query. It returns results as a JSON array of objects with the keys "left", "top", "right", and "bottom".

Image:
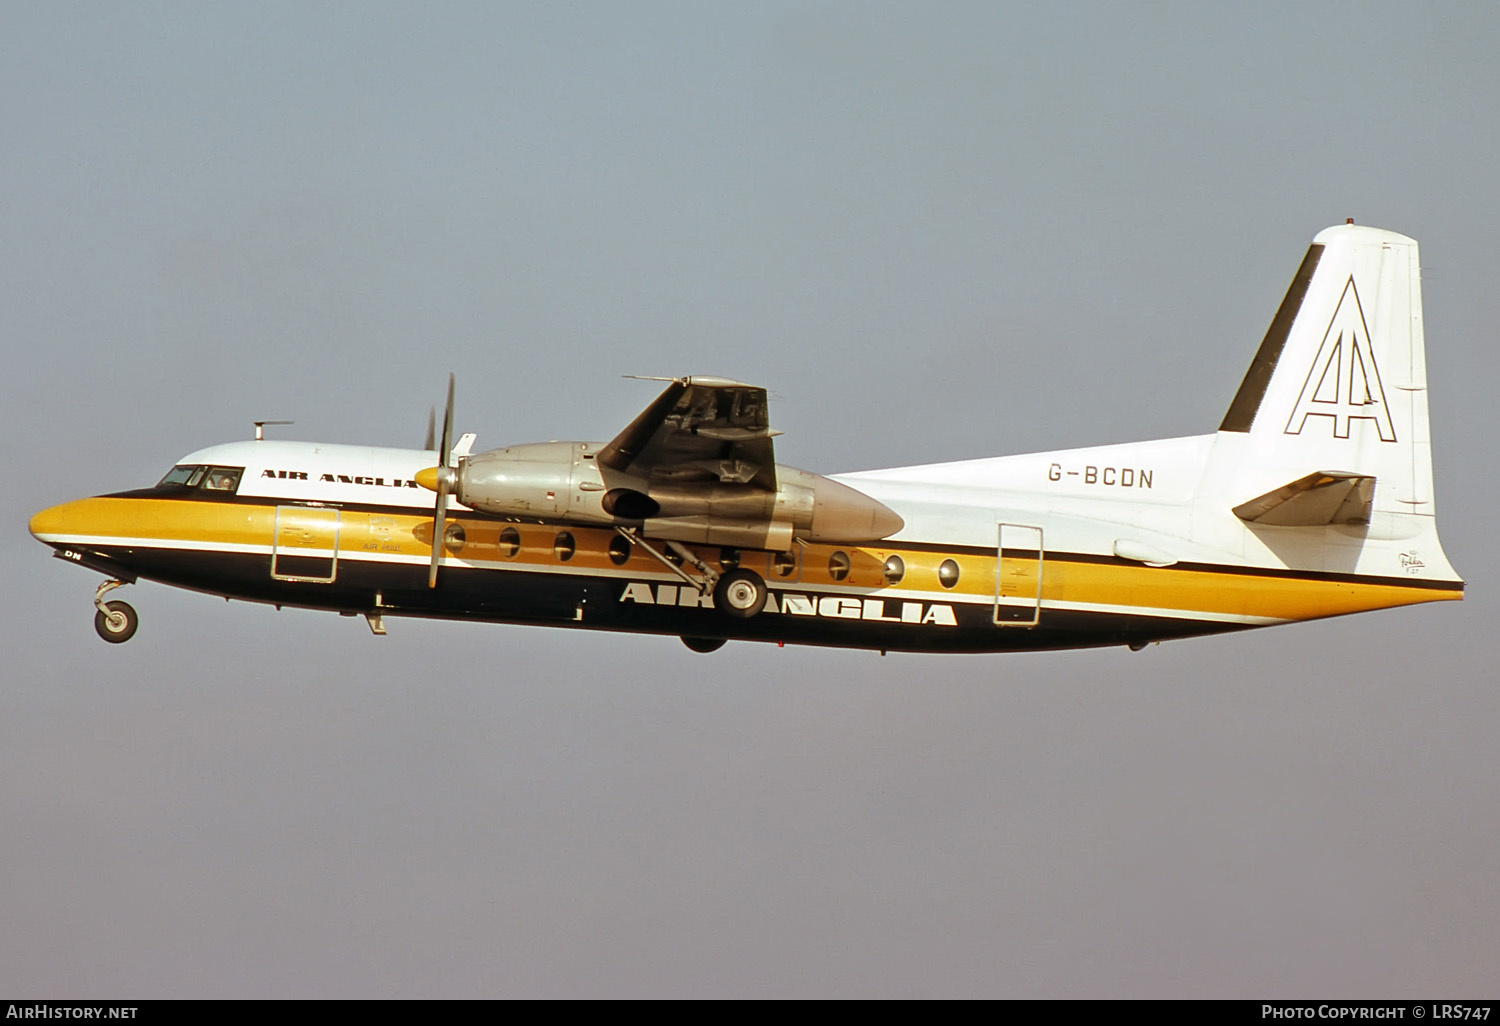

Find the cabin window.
[
  {"left": 883, "top": 554, "right": 905, "bottom": 585},
  {"left": 443, "top": 523, "right": 466, "bottom": 552},
  {"left": 158, "top": 465, "right": 206, "bottom": 487},
  {"left": 554, "top": 531, "right": 575, "bottom": 562},
  {"left": 201, "top": 466, "right": 244, "bottom": 493},
  {"left": 498, "top": 527, "right": 521, "bottom": 558},
  {"left": 938, "top": 559, "right": 960, "bottom": 589},
  {"left": 608, "top": 534, "right": 632, "bottom": 566},
  {"left": 828, "top": 551, "right": 850, "bottom": 581}
]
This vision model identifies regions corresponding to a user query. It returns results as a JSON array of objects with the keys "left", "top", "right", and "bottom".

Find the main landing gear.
[
  {"left": 92, "top": 579, "right": 138, "bottom": 644},
  {"left": 615, "top": 527, "right": 770, "bottom": 619}
]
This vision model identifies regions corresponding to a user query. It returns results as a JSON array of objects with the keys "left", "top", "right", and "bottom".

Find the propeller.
[{"left": 425, "top": 374, "right": 456, "bottom": 588}]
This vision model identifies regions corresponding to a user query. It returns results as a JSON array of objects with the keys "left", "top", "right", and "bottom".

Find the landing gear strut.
[
  {"left": 92, "top": 579, "right": 138, "bottom": 644},
  {"left": 615, "top": 527, "right": 770, "bottom": 619}
]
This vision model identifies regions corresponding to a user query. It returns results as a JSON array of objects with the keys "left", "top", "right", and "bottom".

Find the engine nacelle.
[
  {"left": 451, "top": 441, "right": 902, "bottom": 545},
  {"left": 454, "top": 441, "right": 609, "bottom": 520}
]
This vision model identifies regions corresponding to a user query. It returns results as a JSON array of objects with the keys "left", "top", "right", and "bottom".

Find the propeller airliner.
[{"left": 29, "top": 224, "right": 1463, "bottom": 654}]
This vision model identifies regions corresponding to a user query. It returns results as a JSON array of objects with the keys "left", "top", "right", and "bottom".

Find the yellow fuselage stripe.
[{"left": 33, "top": 497, "right": 1463, "bottom": 622}]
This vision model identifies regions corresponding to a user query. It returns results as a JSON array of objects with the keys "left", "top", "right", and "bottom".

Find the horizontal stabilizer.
[{"left": 1233, "top": 472, "right": 1375, "bottom": 527}]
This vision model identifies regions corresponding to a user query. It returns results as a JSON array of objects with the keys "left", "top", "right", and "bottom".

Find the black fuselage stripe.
[{"left": 65, "top": 543, "right": 1253, "bottom": 653}]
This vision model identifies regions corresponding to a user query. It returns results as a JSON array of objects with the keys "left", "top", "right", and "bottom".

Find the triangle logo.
[{"left": 1285, "top": 277, "right": 1397, "bottom": 442}]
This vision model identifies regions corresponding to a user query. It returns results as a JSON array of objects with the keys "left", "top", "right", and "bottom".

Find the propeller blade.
[
  {"left": 428, "top": 486, "right": 448, "bottom": 589},
  {"left": 440, "top": 373, "right": 455, "bottom": 467},
  {"left": 424, "top": 406, "right": 436, "bottom": 451},
  {"left": 428, "top": 373, "right": 457, "bottom": 589}
]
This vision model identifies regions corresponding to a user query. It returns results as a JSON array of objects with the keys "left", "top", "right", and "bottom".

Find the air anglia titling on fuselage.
[
  {"left": 28, "top": 224, "right": 1463, "bottom": 654},
  {"left": 262, "top": 469, "right": 424, "bottom": 488}
]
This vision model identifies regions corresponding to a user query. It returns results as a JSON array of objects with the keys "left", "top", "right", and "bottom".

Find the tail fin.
[
  {"left": 1207, "top": 224, "right": 1460, "bottom": 581},
  {"left": 1218, "top": 225, "right": 1435, "bottom": 514}
]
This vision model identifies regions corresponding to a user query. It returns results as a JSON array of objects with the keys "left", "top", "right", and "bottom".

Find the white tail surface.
[{"left": 1204, "top": 223, "right": 1459, "bottom": 581}]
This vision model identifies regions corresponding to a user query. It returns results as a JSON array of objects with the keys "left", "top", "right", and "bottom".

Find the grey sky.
[{"left": 2, "top": 2, "right": 1497, "bottom": 998}]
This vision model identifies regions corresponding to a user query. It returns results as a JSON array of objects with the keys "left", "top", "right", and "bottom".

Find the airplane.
[{"left": 28, "top": 223, "right": 1463, "bottom": 655}]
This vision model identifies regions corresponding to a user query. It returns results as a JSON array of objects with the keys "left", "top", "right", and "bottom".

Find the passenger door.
[
  {"left": 271, "top": 506, "right": 341, "bottom": 583},
  {"left": 994, "top": 523, "right": 1043, "bottom": 626}
]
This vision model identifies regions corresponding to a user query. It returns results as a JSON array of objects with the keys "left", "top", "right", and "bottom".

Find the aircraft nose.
[
  {"left": 30, "top": 502, "right": 66, "bottom": 542},
  {"left": 29, "top": 499, "right": 98, "bottom": 544}
]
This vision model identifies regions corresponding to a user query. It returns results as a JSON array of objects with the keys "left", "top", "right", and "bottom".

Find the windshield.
[
  {"left": 156, "top": 464, "right": 243, "bottom": 493},
  {"left": 158, "top": 465, "right": 207, "bottom": 487}
]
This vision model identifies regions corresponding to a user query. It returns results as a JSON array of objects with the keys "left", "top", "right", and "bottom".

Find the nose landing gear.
[{"left": 92, "top": 579, "right": 138, "bottom": 644}]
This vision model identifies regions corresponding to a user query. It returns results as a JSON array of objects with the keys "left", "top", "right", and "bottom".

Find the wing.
[{"left": 596, "top": 377, "right": 779, "bottom": 490}]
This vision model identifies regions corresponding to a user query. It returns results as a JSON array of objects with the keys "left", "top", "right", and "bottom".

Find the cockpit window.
[
  {"left": 156, "top": 464, "right": 243, "bottom": 493},
  {"left": 159, "top": 465, "right": 207, "bottom": 487},
  {"left": 201, "top": 467, "right": 244, "bottom": 493}
]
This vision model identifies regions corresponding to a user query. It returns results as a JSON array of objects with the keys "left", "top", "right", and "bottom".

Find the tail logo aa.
[{"left": 1285, "top": 276, "right": 1397, "bottom": 442}]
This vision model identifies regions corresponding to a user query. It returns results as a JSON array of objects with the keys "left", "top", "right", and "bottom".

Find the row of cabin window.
[
  {"left": 489, "top": 529, "right": 963, "bottom": 589},
  {"left": 827, "top": 551, "right": 961, "bottom": 589}
]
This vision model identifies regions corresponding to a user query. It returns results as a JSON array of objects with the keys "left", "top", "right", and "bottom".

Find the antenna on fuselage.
[{"left": 253, "top": 420, "right": 294, "bottom": 441}]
